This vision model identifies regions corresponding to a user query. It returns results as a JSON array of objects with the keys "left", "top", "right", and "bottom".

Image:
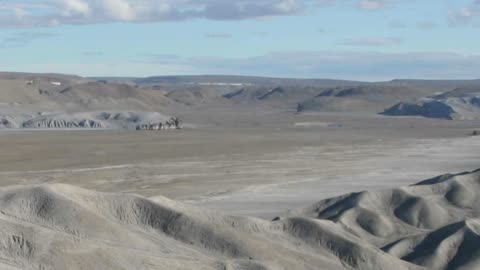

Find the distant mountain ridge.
[
  {"left": 2, "top": 72, "right": 480, "bottom": 130},
  {"left": 93, "top": 74, "right": 480, "bottom": 88}
]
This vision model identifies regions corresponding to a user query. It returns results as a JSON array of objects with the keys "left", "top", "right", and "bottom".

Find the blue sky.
[{"left": 0, "top": 0, "right": 479, "bottom": 80}]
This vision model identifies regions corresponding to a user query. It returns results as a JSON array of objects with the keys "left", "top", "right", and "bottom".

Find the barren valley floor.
[{"left": 1, "top": 114, "right": 479, "bottom": 218}]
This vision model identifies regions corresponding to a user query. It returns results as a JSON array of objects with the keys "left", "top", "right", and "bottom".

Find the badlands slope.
[
  {"left": 383, "top": 86, "right": 480, "bottom": 120},
  {"left": 296, "top": 85, "right": 432, "bottom": 113},
  {"left": 0, "top": 73, "right": 178, "bottom": 130},
  {"left": 0, "top": 169, "right": 479, "bottom": 270}
]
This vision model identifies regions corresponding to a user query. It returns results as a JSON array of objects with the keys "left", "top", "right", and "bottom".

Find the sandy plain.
[{"left": 1, "top": 113, "right": 479, "bottom": 218}]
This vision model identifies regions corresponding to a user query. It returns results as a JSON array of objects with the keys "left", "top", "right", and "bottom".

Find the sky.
[{"left": 0, "top": 0, "right": 479, "bottom": 80}]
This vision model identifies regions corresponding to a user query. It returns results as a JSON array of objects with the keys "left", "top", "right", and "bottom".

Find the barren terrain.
[
  {"left": 1, "top": 114, "right": 479, "bottom": 217},
  {"left": 1, "top": 73, "right": 480, "bottom": 269}
]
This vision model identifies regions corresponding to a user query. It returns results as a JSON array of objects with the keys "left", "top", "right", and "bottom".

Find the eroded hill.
[{"left": 0, "top": 169, "right": 479, "bottom": 269}]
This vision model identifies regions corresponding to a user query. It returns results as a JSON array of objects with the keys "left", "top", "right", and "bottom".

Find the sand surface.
[{"left": 1, "top": 115, "right": 479, "bottom": 218}]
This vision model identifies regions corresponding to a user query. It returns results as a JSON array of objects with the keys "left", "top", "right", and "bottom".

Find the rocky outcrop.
[
  {"left": 78, "top": 119, "right": 103, "bottom": 128},
  {"left": 382, "top": 100, "right": 456, "bottom": 120},
  {"left": 22, "top": 118, "right": 103, "bottom": 129},
  {"left": 258, "top": 87, "right": 286, "bottom": 100},
  {"left": 223, "top": 88, "right": 245, "bottom": 99},
  {"left": 136, "top": 117, "right": 182, "bottom": 130},
  {"left": 0, "top": 116, "right": 18, "bottom": 128},
  {"left": 38, "top": 89, "right": 53, "bottom": 96},
  {"left": 13, "top": 111, "right": 180, "bottom": 130},
  {"left": 382, "top": 87, "right": 480, "bottom": 120}
]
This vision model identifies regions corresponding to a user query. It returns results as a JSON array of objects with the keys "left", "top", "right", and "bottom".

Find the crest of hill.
[
  {"left": 224, "top": 86, "right": 320, "bottom": 102},
  {"left": 0, "top": 72, "right": 89, "bottom": 105},
  {"left": 130, "top": 75, "right": 368, "bottom": 88},
  {"left": 296, "top": 85, "right": 434, "bottom": 113},
  {"left": 0, "top": 73, "right": 172, "bottom": 111},
  {"left": 57, "top": 81, "right": 172, "bottom": 109},
  {"left": 164, "top": 85, "right": 236, "bottom": 106},
  {"left": 381, "top": 79, "right": 480, "bottom": 92},
  {"left": 0, "top": 79, "right": 56, "bottom": 104},
  {"left": 0, "top": 72, "right": 87, "bottom": 83},
  {"left": 432, "top": 86, "right": 480, "bottom": 99}
]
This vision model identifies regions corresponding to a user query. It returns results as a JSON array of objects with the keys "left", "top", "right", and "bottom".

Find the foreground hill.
[
  {"left": 0, "top": 168, "right": 479, "bottom": 269},
  {"left": 285, "top": 168, "right": 480, "bottom": 269}
]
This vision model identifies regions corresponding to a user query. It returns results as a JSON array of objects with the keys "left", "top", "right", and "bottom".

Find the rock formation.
[
  {"left": 382, "top": 100, "right": 456, "bottom": 120},
  {"left": 136, "top": 117, "right": 182, "bottom": 130},
  {"left": 0, "top": 116, "right": 17, "bottom": 129},
  {"left": 23, "top": 118, "right": 104, "bottom": 129},
  {"left": 382, "top": 87, "right": 480, "bottom": 120}
]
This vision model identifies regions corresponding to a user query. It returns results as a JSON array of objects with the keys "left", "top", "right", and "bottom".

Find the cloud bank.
[
  {"left": 137, "top": 51, "right": 480, "bottom": 81},
  {"left": 0, "top": 0, "right": 304, "bottom": 27},
  {"left": 0, "top": 0, "right": 407, "bottom": 28},
  {"left": 0, "top": 1, "right": 475, "bottom": 28}
]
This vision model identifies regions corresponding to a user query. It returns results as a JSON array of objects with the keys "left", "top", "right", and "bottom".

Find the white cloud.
[
  {"left": 359, "top": 0, "right": 383, "bottom": 10},
  {"left": 358, "top": 0, "right": 396, "bottom": 10},
  {"left": 63, "top": 0, "right": 90, "bottom": 16},
  {"left": 449, "top": 0, "right": 480, "bottom": 25},
  {"left": 100, "top": 0, "right": 134, "bottom": 21}
]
